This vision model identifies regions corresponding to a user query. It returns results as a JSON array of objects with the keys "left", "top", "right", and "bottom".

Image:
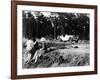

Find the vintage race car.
[{"left": 59, "top": 35, "right": 79, "bottom": 42}]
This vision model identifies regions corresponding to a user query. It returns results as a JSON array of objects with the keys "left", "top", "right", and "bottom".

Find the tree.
[{"left": 22, "top": 11, "right": 89, "bottom": 40}]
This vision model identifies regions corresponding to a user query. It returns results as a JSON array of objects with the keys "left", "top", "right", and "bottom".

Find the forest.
[{"left": 22, "top": 11, "right": 90, "bottom": 40}]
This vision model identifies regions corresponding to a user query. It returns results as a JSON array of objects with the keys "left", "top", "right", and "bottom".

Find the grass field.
[{"left": 22, "top": 39, "right": 90, "bottom": 68}]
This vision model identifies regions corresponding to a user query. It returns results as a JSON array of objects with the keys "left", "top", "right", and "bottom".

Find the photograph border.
[{"left": 11, "top": 0, "right": 97, "bottom": 79}]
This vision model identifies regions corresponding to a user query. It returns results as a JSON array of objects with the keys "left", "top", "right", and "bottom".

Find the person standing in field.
[
  {"left": 32, "top": 38, "right": 47, "bottom": 63},
  {"left": 25, "top": 38, "right": 37, "bottom": 64}
]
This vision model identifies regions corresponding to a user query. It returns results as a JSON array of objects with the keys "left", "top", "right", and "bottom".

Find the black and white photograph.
[
  {"left": 11, "top": 1, "right": 97, "bottom": 79},
  {"left": 22, "top": 11, "right": 90, "bottom": 69}
]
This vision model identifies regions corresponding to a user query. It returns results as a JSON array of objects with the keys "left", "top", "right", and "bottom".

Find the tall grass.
[{"left": 22, "top": 38, "right": 89, "bottom": 68}]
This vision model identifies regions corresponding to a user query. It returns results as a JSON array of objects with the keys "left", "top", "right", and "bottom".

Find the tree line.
[{"left": 22, "top": 11, "right": 90, "bottom": 40}]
